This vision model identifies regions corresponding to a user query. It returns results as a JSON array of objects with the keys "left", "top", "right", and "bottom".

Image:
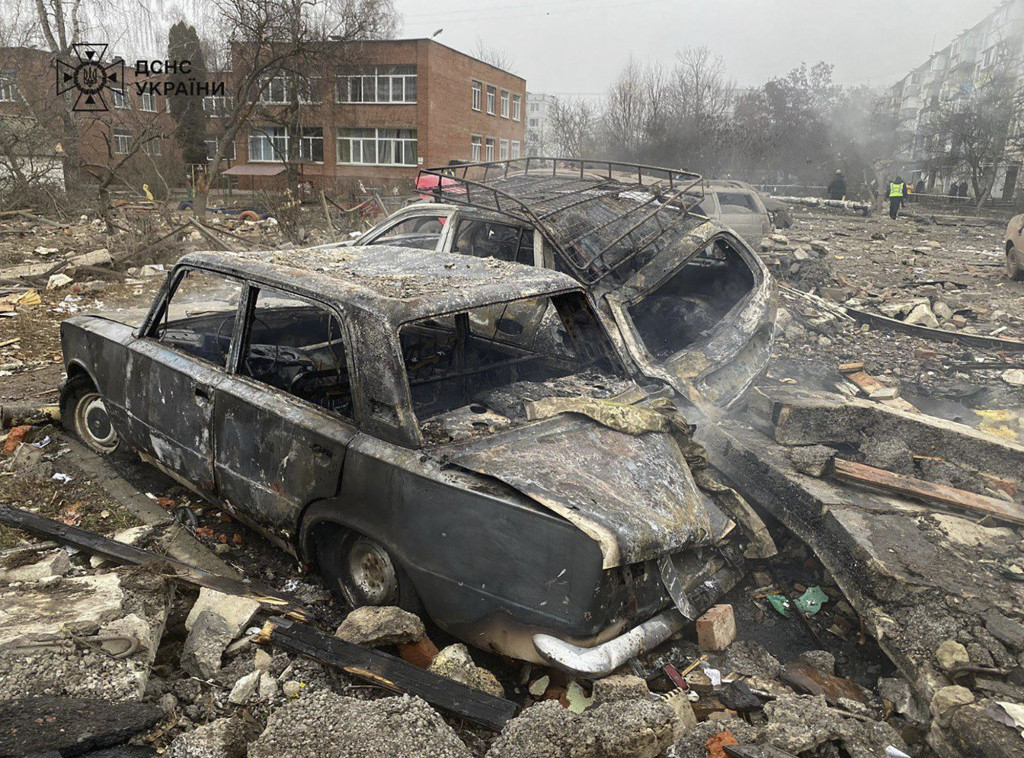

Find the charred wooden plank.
[
  {"left": 0, "top": 505, "right": 313, "bottom": 622},
  {"left": 258, "top": 617, "right": 518, "bottom": 730},
  {"left": 832, "top": 459, "right": 1024, "bottom": 526}
]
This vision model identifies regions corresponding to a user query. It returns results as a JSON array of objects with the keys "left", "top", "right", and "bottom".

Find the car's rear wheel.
[
  {"left": 1008, "top": 244, "right": 1024, "bottom": 281},
  {"left": 316, "top": 528, "right": 420, "bottom": 611},
  {"left": 62, "top": 376, "right": 120, "bottom": 454}
]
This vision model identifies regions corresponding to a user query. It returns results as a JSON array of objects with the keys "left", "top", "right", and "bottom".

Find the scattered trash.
[{"left": 793, "top": 586, "right": 828, "bottom": 615}]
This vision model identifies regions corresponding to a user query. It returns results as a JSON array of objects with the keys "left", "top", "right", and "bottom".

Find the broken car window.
[
  {"left": 240, "top": 288, "right": 354, "bottom": 420},
  {"left": 715, "top": 192, "right": 758, "bottom": 213},
  {"left": 368, "top": 214, "right": 446, "bottom": 250},
  {"left": 399, "top": 293, "right": 612, "bottom": 422},
  {"left": 626, "top": 237, "right": 755, "bottom": 358},
  {"left": 451, "top": 219, "right": 533, "bottom": 265},
  {"left": 152, "top": 269, "right": 242, "bottom": 368}
]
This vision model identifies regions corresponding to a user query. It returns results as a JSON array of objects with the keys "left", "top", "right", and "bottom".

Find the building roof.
[{"left": 178, "top": 246, "right": 582, "bottom": 324}]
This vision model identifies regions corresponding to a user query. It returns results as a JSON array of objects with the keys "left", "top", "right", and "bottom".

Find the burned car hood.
[{"left": 439, "top": 413, "right": 732, "bottom": 568}]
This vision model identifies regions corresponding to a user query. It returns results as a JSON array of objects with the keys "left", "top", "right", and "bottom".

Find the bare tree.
[
  {"left": 192, "top": 0, "right": 398, "bottom": 221},
  {"left": 548, "top": 97, "right": 596, "bottom": 158},
  {"left": 921, "top": 53, "right": 1024, "bottom": 205},
  {"left": 668, "top": 46, "right": 733, "bottom": 172},
  {"left": 601, "top": 57, "right": 668, "bottom": 163},
  {"left": 473, "top": 38, "right": 515, "bottom": 73}
]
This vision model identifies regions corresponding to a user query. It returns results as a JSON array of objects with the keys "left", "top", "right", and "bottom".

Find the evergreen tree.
[{"left": 167, "top": 22, "right": 208, "bottom": 166}]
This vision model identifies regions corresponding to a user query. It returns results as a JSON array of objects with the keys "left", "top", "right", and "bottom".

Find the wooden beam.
[
  {"left": 0, "top": 505, "right": 314, "bottom": 622},
  {"left": 258, "top": 617, "right": 518, "bottom": 730},
  {"left": 832, "top": 459, "right": 1024, "bottom": 526}
]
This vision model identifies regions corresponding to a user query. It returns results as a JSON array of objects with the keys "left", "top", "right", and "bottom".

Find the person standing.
[
  {"left": 888, "top": 176, "right": 905, "bottom": 219},
  {"left": 827, "top": 170, "right": 847, "bottom": 200},
  {"left": 958, "top": 180, "right": 969, "bottom": 203}
]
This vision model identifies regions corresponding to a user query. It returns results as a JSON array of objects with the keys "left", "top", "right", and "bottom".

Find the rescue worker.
[
  {"left": 827, "top": 170, "right": 847, "bottom": 200},
  {"left": 888, "top": 176, "right": 905, "bottom": 219}
]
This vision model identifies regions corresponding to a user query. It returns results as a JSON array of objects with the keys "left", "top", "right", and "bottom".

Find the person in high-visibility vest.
[{"left": 888, "top": 176, "right": 905, "bottom": 219}]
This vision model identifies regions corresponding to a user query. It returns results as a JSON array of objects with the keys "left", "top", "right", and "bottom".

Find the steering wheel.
[{"left": 241, "top": 315, "right": 277, "bottom": 377}]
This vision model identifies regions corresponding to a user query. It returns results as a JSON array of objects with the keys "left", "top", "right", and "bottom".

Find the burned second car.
[{"left": 59, "top": 246, "right": 769, "bottom": 676}]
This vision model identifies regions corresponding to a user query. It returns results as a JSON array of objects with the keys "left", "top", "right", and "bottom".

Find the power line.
[{"left": 402, "top": 0, "right": 671, "bottom": 26}]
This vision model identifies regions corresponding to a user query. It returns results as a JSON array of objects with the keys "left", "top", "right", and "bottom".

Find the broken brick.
[
  {"left": 696, "top": 604, "right": 736, "bottom": 651},
  {"left": 397, "top": 636, "right": 439, "bottom": 669},
  {"left": 1, "top": 425, "right": 32, "bottom": 455}
]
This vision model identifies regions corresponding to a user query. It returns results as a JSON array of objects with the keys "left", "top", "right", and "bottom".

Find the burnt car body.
[
  {"left": 1005, "top": 212, "right": 1024, "bottom": 280},
  {"left": 60, "top": 247, "right": 750, "bottom": 675},
  {"left": 338, "top": 159, "right": 776, "bottom": 416}
]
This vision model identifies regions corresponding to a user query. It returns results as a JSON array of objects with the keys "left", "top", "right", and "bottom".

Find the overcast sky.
[{"left": 394, "top": 0, "right": 999, "bottom": 95}]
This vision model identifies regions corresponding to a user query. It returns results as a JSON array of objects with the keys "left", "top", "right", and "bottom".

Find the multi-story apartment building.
[
  {"left": 524, "top": 92, "right": 557, "bottom": 156},
  {"left": 887, "top": 0, "right": 1024, "bottom": 198},
  {"left": 227, "top": 39, "right": 526, "bottom": 191}
]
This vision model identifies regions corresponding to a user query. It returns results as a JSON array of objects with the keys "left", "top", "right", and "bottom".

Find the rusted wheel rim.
[
  {"left": 346, "top": 536, "right": 398, "bottom": 606},
  {"left": 75, "top": 391, "right": 119, "bottom": 453}
]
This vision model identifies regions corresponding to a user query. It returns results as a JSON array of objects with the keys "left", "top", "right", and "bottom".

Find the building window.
[
  {"left": 528, "top": 118, "right": 538, "bottom": 128},
  {"left": 112, "top": 88, "right": 127, "bottom": 109},
  {"left": 140, "top": 91, "right": 157, "bottom": 112},
  {"left": 512, "top": 94, "right": 521, "bottom": 121},
  {"left": 143, "top": 138, "right": 161, "bottom": 156},
  {"left": 485, "top": 137, "right": 495, "bottom": 161},
  {"left": 500, "top": 90, "right": 510, "bottom": 118},
  {"left": 203, "top": 94, "right": 233, "bottom": 113},
  {"left": 337, "top": 127, "right": 417, "bottom": 166},
  {"left": 511, "top": 140, "right": 520, "bottom": 159},
  {"left": 248, "top": 126, "right": 288, "bottom": 162},
  {"left": 486, "top": 85, "right": 496, "bottom": 115},
  {"left": 260, "top": 75, "right": 288, "bottom": 104},
  {"left": 205, "top": 139, "right": 236, "bottom": 160},
  {"left": 499, "top": 139, "right": 509, "bottom": 160},
  {"left": 0, "top": 73, "right": 15, "bottom": 102},
  {"left": 336, "top": 66, "right": 417, "bottom": 104},
  {"left": 299, "top": 127, "right": 324, "bottom": 162},
  {"left": 471, "top": 135, "right": 482, "bottom": 162},
  {"left": 530, "top": 102, "right": 539, "bottom": 113},
  {"left": 113, "top": 130, "right": 132, "bottom": 155},
  {"left": 471, "top": 80, "right": 482, "bottom": 111}
]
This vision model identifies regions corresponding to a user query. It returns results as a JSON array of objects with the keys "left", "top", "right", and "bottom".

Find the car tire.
[
  {"left": 1008, "top": 244, "right": 1024, "bottom": 281},
  {"left": 61, "top": 375, "right": 121, "bottom": 455},
  {"left": 317, "top": 529, "right": 421, "bottom": 612}
]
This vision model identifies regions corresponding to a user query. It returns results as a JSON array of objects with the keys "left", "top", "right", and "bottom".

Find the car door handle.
[
  {"left": 194, "top": 385, "right": 211, "bottom": 403},
  {"left": 311, "top": 443, "right": 333, "bottom": 459}
]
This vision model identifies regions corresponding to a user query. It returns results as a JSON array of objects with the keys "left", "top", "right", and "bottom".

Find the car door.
[
  {"left": 127, "top": 267, "right": 243, "bottom": 494},
  {"left": 212, "top": 285, "right": 358, "bottom": 538}
]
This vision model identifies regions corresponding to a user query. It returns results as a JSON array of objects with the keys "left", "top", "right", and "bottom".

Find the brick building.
[{"left": 228, "top": 39, "right": 527, "bottom": 192}]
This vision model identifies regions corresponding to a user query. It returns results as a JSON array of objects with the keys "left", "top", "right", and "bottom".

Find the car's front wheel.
[
  {"left": 317, "top": 529, "right": 420, "bottom": 611},
  {"left": 1008, "top": 244, "right": 1024, "bottom": 281},
  {"left": 62, "top": 375, "right": 120, "bottom": 454}
]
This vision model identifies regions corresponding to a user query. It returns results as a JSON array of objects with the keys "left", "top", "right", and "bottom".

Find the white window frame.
[
  {"left": 140, "top": 91, "right": 157, "bottom": 112},
  {"left": 512, "top": 94, "right": 521, "bottom": 121},
  {"left": 202, "top": 94, "right": 233, "bottom": 113},
  {"left": 471, "top": 135, "right": 482, "bottom": 162},
  {"left": 248, "top": 126, "right": 288, "bottom": 162},
  {"left": 500, "top": 90, "right": 510, "bottom": 118},
  {"left": 299, "top": 127, "right": 324, "bottom": 163},
  {"left": 112, "top": 88, "right": 127, "bottom": 109},
  {"left": 260, "top": 75, "right": 288, "bottom": 104},
  {"left": 144, "top": 137, "right": 161, "bottom": 156},
  {"left": 486, "top": 85, "right": 496, "bottom": 115},
  {"left": 485, "top": 137, "right": 495, "bottom": 161},
  {"left": 511, "top": 140, "right": 520, "bottom": 159},
  {"left": 335, "top": 66, "right": 417, "bottom": 104},
  {"left": 113, "top": 130, "right": 132, "bottom": 155},
  {"left": 205, "top": 139, "right": 236, "bottom": 161},
  {"left": 0, "top": 73, "right": 14, "bottom": 102},
  {"left": 336, "top": 127, "right": 417, "bottom": 166},
  {"left": 471, "top": 80, "right": 482, "bottom": 111},
  {"left": 499, "top": 139, "right": 509, "bottom": 160}
]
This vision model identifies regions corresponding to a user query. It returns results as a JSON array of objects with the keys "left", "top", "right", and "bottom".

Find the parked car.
[
  {"left": 60, "top": 246, "right": 752, "bottom": 676},
  {"left": 693, "top": 180, "right": 774, "bottom": 245},
  {"left": 340, "top": 159, "right": 776, "bottom": 414},
  {"left": 1005, "top": 213, "right": 1024, "bottom": 280}
]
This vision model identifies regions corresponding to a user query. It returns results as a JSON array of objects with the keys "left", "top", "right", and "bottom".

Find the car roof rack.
[{"left": 417, "top": 158, "right": 705, "bottom": 285}]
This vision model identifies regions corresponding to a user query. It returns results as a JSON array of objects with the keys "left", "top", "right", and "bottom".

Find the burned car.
[
  {"left": 60, "top": 246, "right": 762, "bottom": 676},
  {"left": 341, "top": 159, "right": 776, "bottom": 415}
]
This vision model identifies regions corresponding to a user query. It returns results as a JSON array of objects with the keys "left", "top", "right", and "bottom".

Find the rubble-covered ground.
[{"left": 2, "top": 202, "right": 1024, "bottom": 757}]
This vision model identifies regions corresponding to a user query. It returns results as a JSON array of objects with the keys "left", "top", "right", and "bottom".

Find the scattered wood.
[
  {"left": 187, "top": 219, "right": 240, "bottom": 253},
  {"left": 320, "top": 190, "right": 337, "bottom": 242},
  {"left": 0, "top": 505, "right": 314, "bottom": 622},
  {"left": 837, "top": 362, "right": 864, "bottom": 373},
  {"left": 258, "top": 617, "right": 518, "bottom": 730},
  {"left": 0, "top": 404, "right": 59, "bottom": 429},
  {"left": 832, "top": 459, "right": 1024, "bottom": 527}
]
